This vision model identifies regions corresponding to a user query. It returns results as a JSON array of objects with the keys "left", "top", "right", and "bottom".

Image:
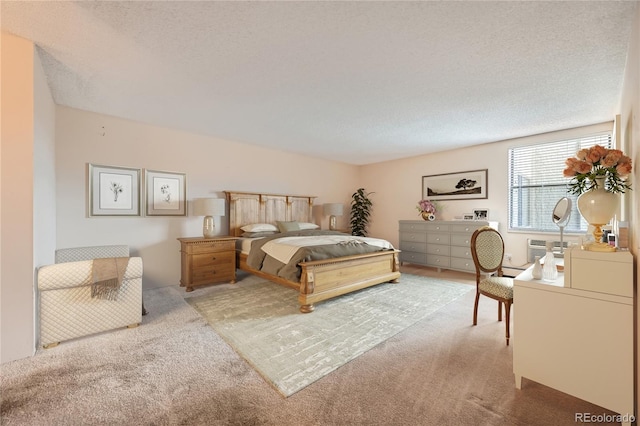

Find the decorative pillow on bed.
[
  {"left": 240, "top": 223, "right": 279, "bottom": 232},
  {"left": 241, "top": 231, "right": 278, "bottom": 238},
  {"left": 298, "top": 222, "right": 319, "bottom": 230},
  {"left": 276, "top": 221, "right": 301, "bottom": 232}
]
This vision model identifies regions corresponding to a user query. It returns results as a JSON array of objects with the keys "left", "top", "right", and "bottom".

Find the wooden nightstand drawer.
[
  {"left": 192, "top": 251, "right": 234, "bottom": 268},
  {"left": 192, "top": 264, "right": 235, "bottom": 284},
  {"left": 188, "top": 240, "right": 235, "bottom": 254}
]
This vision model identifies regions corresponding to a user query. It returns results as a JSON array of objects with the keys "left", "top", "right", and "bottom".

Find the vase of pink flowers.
[
  {"left": 563, "top": 144, "right": 632, "bottom": 251},
  {"left": 416, "top": 199, "right": 438, "bottom": 221}
]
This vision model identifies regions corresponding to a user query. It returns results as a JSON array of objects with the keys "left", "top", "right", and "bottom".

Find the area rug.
[{"left": 186, "top": 273, "right": 472, "bottom": 397}]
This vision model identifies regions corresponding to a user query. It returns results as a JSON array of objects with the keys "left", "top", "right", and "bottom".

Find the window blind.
[{"left": 508, "top": 132, "right": 612, "bottom": 233}]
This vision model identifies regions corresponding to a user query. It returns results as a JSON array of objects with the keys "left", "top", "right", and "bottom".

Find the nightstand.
[{"left": 177, "top": 236, "right": 238, "bottom": 292}]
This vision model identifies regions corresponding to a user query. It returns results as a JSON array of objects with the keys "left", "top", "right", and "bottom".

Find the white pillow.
[
  {"left": 298, "top": 222, "right": 320, "bottom": 230},
  {"left": 240, "top": 223, "right": 278, "bottom": 232}
]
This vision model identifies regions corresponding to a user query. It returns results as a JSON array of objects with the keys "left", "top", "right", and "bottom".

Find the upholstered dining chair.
[{"left": 470, "top": 226, "right": 514, "bottom": 345}]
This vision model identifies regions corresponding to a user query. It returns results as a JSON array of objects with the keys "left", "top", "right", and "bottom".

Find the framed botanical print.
[
  {"left": 144, "top": 169, "right": 187, "bottom": 216},
  {"left": 88, "top": 164, "right": 141, "bottom": 217}
]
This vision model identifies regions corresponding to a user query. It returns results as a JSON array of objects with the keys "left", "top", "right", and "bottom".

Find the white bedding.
[
  {"left": 238, "top": 237, "right": 258, "bottom": 255},
  {"left": 260, "top": 235, "right": 394, "bottom": 264}
]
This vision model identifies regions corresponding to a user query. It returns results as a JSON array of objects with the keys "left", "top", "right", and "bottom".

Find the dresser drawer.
[
  {"left": 451, "top": 224, "right": 481, "bottom": 234},
  {"left": 399, "top": 251, "right": 427, "bottom": 265},
  {"left": 426, "top": 223, "right": 450, "bottom": 232},
  {"left": 399, "top": 241, "right": 427, "bottom": 253},
  {"left": 399, "top": 222, "right": 430, "bottom": 232},
  {"left": 450, "top": 245, "right": 472, "bottom": 259},
  {"left": 400, "top": 232, "right": 427, "bottom": 243},
  {"left": 450, "top": 257, "right": 476, "bottom": 272},
  {"left": 451, "top": 234, "right": 472, "bottom": 247},
  {"left": 427, "top": 233, "right": 450, "bottom": 245},
  {"left": 427, "top": 254, "right": 450, "bottom": 268},
  {"left": 426, "top": 244, "right": 450, "bottom": 256},
  {"left": 192, "top": 251, "right": 234, "bottom": 268}
]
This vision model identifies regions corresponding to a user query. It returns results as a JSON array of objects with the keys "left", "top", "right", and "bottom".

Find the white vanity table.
[{"left": 513, "top": 247, "right": 634, "bottom": 423}]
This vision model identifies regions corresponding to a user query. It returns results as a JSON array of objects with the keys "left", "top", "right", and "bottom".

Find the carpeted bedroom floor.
[{"left": 0, "top": 266, "right": 618, "bottom": 425}]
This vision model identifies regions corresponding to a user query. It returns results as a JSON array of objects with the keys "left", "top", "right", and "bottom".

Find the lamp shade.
[
  {"left": 323, "top": 203, "right": 344, "bottom": 216},
  {"left": 193, "top": 198, "right": 226, "bottom": 216}
]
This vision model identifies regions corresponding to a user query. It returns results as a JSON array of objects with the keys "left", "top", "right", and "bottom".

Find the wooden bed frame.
[{"left": 225, "top": 191, "right": 401, "bottom": 313}]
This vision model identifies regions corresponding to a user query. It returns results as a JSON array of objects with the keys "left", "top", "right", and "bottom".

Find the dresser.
[
  {"left": 398, "top": 220, "right": 498, "bottom": 273},
  {"left": 513, "top": 248, "right": 634, "bottom": 425},
  {"left": 177, "top": 236, "right": 238, "bottom": 292}
]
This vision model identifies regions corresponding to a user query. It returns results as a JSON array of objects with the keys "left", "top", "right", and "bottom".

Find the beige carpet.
[
  {"left": 0, "top": 270, "right": 618, "bottom": 425},
  {"left": 186, "top": 273, "right": 472, "bottom": 396}
]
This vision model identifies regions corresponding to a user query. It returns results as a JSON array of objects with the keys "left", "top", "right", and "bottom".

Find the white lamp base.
[
  {"left": 203, "top": 216, "right": 216, "bottom": 238},
  {"left": 329, "top": 215, "right": 337, "bottom": 230}
]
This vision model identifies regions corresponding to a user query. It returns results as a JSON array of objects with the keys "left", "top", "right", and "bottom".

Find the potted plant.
[{"left": 350, "top": 188, "right": 374, "bottom": 236}]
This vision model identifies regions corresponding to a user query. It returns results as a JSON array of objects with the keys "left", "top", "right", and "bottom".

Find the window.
[{"left": 508, "top": 133, "right": 612, "bottom": 233}]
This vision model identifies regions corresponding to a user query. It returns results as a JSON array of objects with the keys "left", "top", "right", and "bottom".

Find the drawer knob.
[{"left": 212, "top": 256, "right": 217, "bottom": 261}]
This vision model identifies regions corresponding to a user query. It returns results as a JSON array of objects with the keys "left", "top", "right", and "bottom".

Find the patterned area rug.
[{"left": 186, "top": 273, "right": 472, "bottom": 397}]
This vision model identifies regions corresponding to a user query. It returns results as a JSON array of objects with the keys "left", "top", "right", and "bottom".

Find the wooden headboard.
[{"left": 224, "top": 191, "right": 316, "bottom": 237}]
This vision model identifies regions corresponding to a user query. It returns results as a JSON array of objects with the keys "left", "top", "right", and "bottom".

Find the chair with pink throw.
[{"left": 37, "top": 245, "right": 143, "bottom": 348}]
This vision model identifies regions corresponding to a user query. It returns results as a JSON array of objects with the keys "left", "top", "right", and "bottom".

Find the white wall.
[
  {"left": 359, "top": 122, "right": 613, "bottom": 267},
  {"left": 33, "top": 35, "right": 58, "bottom": 341},
  {"left": 55, "top": 107, "right": 360, "bottom": 289},
  {"left": 618, "top": 1, "right": 640, "bottom": 414}
]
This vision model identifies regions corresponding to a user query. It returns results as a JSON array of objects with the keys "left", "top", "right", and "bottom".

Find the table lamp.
[
  {"left": 323, "top": 203, "right": 344, "bottom": 230},
  {"left": 193, "top": 198, "right": 225, "bottom": 238}
]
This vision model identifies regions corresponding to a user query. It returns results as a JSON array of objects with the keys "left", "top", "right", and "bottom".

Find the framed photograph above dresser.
[{"left": 422, "top": 169, "right": 488, "bottom": 201}]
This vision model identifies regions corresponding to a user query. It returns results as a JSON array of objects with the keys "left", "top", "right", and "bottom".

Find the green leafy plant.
[{"left": 350, "top": 188, "right": 374, "bottom": 236}]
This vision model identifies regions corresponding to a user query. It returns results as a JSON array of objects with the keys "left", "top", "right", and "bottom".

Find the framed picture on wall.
[
  {"left": 422, "top": 169, "right": 488, "bottom": 201},
  {"left": 88, "top": 164, "right": 141, "bottom": 217},
  {"left": 144, "top": 169, "right": 187, "bottom": 216}
]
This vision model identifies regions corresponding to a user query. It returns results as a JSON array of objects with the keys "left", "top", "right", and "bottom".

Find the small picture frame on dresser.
[
  {"left": 463, "top": 214, "right": 474, "bottom": 220},
  {"left": 473, "top": 209, "right": 489, "bottom": 220}
]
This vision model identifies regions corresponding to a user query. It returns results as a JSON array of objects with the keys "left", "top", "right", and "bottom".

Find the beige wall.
[
  {"left": 1, "top": 33, "right": 36, "bottom": 362},
  {"left": 359, "top": 122, "right": 613, "bottom": 266},
  {"left": 55, "top": 107, "right": 360, "bottom": 290}
]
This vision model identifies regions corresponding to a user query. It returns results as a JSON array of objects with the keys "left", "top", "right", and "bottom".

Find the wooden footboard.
[{"left": 238, "top": 250, "right": 401, "bottom": 313}]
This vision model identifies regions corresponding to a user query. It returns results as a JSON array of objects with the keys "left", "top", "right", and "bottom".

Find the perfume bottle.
[{"left": 542, "top": 241, "right": 558, "bottom": 281}]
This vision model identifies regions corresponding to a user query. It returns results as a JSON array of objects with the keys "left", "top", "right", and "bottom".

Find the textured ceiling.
[{"left": 2, "top": 1, "right": 636, "bottom": 165}]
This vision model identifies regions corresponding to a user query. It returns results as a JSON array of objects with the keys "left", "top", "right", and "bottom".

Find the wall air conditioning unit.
[{"left": 527, "top": 239, "right": 569, "bottom": 263}]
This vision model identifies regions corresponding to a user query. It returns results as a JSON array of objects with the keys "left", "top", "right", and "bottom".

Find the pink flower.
[
  {"left": 576, "top": 149, "right": 589, "bottom": 161},
  {"left": 601, "top": 150, "right": 622, "bottom": 167},
  {"left": 417, "top": 199, "right": 437, "bottom": 213},
  {"left": 617, "top": 161, "right": 632, "bottom": 176},
  {"left": 574, "top": 161, "right": 592, "bottom": 174}
]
